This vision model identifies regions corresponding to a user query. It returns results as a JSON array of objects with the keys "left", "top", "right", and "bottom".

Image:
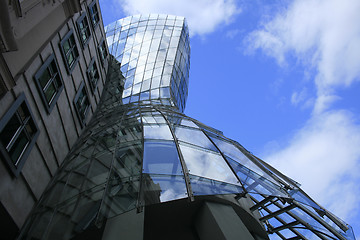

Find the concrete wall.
[{"left": 0, "top": 0, "right": 108, "bottom": 237}]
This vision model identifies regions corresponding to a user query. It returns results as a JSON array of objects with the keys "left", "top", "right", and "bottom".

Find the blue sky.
[{"left": 99, "top": 0, "right": 360, "bottom": 237}]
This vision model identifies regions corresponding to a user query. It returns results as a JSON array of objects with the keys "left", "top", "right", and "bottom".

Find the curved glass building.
[{"left": 18, "top": 14, "right": 355, "bottom": 240}]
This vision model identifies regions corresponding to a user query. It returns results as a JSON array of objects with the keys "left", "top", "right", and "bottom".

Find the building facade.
[
  {"left": 15, "top": 14, "right": 355, "bottom": 240},
  {"left": 0, "top": 1, "right": 108, "bottom": 239}
]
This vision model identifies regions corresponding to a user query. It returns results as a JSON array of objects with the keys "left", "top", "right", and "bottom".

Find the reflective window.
[
  {"left": 179, "top": 142, "right": 240, "bottom": 185},
  {"left": 175, "top": 126, "right": 217, "bottom": 151},
  {"left": 143, "top": 124, "right": 173, "bottom": 140},
  {"left": 74, "top": 82, "right": 90, "bottom": 126},
  {"left": 60, "top": 30, "right": 79, "bottom": 72},
  {"left": 210, "top": 135, "right": 280, "bottom": 186},
  {"left": 143, "top": 141, "right": 182, "bottom": 175},
  {"left": 105, "top": 14, "right": 189, "bottom": 111},
  {"left": 189, "top": 175, "right": 243, "bottom": 196},
  {"left": 88, "top": 0, "right": 100, "bottom": 27},
  {"left": 142, "top": 174, "right": 187, "bottom": 205},
  {"left": 98, "top": 38, "right": 108, "bottom": 64},
  {"left": 87, "top": 58, "right": 100, "bottom": 93},
  {"left": 0, "top": 93, "right": 39, "bottom": 176},
  {"left": 34, "top": 54, "right": 63, "bottom": 112},
  {"left": 76, "top": 13, "right": 91, "bottom": 47}
]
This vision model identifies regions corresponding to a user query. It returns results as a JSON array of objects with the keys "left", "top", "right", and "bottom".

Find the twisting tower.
[{"left": 19, "top": 14, "right": 354, "bottom": 240}]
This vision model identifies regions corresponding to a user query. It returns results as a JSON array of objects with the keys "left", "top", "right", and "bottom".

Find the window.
[
  {"left": 98, "top": 38, "right": 108, "bottom": 64},
  {"left": 74, "top": 82, "right": 90, "bottom": 126},
  {"left": 34, "top": 54, "right": 63, "bottom": 112},
  {"left": 60, "top": 29, "right": 79, "bottom": 73},
  {"left": 87, "top": 58, "right": 100, "bottom": 93},
  {"left": 76, "top": 12, "right": 91, "bottom": 47},
  {"left": 0, "top": 93, "right": 39, "bottom": 176},
  {"left": 88, "top": 1, "right": 100, "bottom": 27}
]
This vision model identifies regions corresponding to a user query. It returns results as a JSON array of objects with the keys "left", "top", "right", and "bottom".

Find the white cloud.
[
  {"left": 246, "top": 0, "right": 360, "bottom": 112},
  {"left": 290, "top": 88, "right": 307, "bottom": 106},
  {"left": 265, "top": 110, "right": 360, "bottom": 223},
  {"left": 116, "top": 0, "right": 241, "bottom": 36}
]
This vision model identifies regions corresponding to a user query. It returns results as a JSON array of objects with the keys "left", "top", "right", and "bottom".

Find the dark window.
[
  {"left": 0, "top": 93, "right": 39, "bottom": 176},
  {"left": 88, "top": 1, "right": 100, "bottom": 27},
  {"left": 60, "top": 29, "right": 79, "bottom": 73},
  {"left": 87, "top": 58, "right": 100, "bottom": 93},
  {"left": 34, "top": 54, "right": 63, "bottom": 112},
  {"left": 74, "top": 82, "right": 90, "bottom": 126},
  {"left": 76, "top": 12, "right": 91, "bottom": 47},
  {"left": 98, "top": 39, "right": 108, "bottom": 64}
]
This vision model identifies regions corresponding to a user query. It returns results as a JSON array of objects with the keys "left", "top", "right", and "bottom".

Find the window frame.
[
  {"left": 34, "top": 54, "right": 64, "bottom": 113},
  {"left": 98, "top": 38, "right": 108, "bottom": 65},
  {"left": 76, "top": 12, "right": 91, "bottom": 48},
  {"left": 88, "top": 0, "right": 100, "bottom": 28},
  {"left": 87, "top": 58, "right": 100, "bottom": 93},
  {"left": 60, "top": 29, "right": 80, "bottom": 73},
  {"left": 74, "top": 82, "right": 90, "bottom": 127},
  {"left": 0, "top": 93, "right": 39, "bottom": 177}
]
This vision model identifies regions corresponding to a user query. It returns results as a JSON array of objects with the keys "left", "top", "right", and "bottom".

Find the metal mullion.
[
  {"left": 292, "top": 201, "right": 347, "bottom": 240},
  {"left": 39, "top": 151, "right": 97, "bottom": 239},
  {"left": 201, "top": 128, "right": 248, "bottom": 194},
  {"left": 156, "top": 106, "right": 194, "bottom": 201},
  {"left": 250, "top": 195, "right": 308, "bottom": 239},
  {"left": 95, "top": 104, "right": 128, "bottom": 225},
  {"left": 42, "top": 71, "right": 54, "bottom": 92},
  {"left": 250, "top": 196, "right": 275, "bottom": 211},
  {"left": 271, "top": 221, "right": 300, "bottom": 233},
  {"left": 135, "top": 105, "right": 146, "bottom": 212},
  {"left": 239, "top": 147, "right": 291, "bottom": 191},
  {"left": 269, "top": 199, "right": 329, "bottom": 240},
  {"left": 260, "top": 204, "right": 297, "bottom": 221},
  {"left": 5, "top": 114, "right": 27, "bottom": 151}
]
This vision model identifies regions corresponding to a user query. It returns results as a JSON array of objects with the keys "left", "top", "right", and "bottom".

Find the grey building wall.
[{"left": 0, "top": 0, "right": 108, "bottom": 238}]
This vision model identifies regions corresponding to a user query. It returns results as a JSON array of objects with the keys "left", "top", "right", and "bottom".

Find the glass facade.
[
  {"left": 18, "top": 14, "right": 354, "bottom": 240},
  {"left": 105, "top": 14, "right": 190, "bottom": 112}
]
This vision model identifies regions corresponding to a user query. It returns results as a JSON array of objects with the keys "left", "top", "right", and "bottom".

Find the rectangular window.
[
  {"left": 87, "top": 58, "right": 100, "bottom": 93},
  {"left": 88, "top": 1, "right": 100, "bottom": 27},
  {"left": 34, "top": 54, "right": 63, "bottom": 112},
  {"left": 0, "top": 93, "right": 39, "bottom": 176},
  {"left": 60, "top": 29, "right": 79, "bottom": 73},
  {"left": 98, "top": 38, "right": 108, "bottom": 64},
  {"left": 74, "top": 82, "right": 90, "bottom": 126},
  {"left": 76, "top": 12, "right": 91, "bottom": 47}
]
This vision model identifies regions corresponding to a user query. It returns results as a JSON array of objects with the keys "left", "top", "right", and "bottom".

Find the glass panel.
[
  {"left": 189, "top": 175, "right": 243, "bottom": 196},
  {"left": 226, "top": 156, "right": 288, "bottom": 198},
  {"left": 179, "top": 119, "right": 199, "bottom": 128},
  {"left": 39, "top": 68, "right": 51, "bottom": 88},
  {"left": 142, "top": 174, "right": 187, "bottom": 205},
  {"left": 143, "top": 124, "right": 173, "bottom": 140},
  {"left": 142, "top": 115, "right": 157, "bottom": 124},
  {"left": 113, "top": 143, "right": 142, "bottom": 178},
  {"left": 26, "top": 210, "right": 53, "bottom": 240},
  {"left": 9, "top": 131, "right": 29, "bottom": 164},
  {"left": 101, "top": 172, "right": 140, "bottom": 218},
  {"left": 43, "top": 199, "right": 76, "bottom": 240},
  {"left": 45, "top": 82, "right": 56, "bottom": 103},
  {"left": 67, "top": 52, "right": 74, "bottom": 66},
  {"left": 179, "top": 143, "right": 240, "bottom": 185},
  {"left": 175, "top": 126, "right": 217, "bottom": 152},
  {"left": 143, "top": 141, "right": 182, "bottom": 175},
  {"left": 210, "top": 135, "right": 282, "bottom": 187},
  {"left": 0, "top": 114, "right": 20, "bottom": 147},
  {"left": 290, "top": 207, "right": 337, "bottom": 239},
  {"left": 289, "top": 189, "right": 321, "bottom": 210},
  {"left": 62, "top": 40, "right": 70, "bottom": 53}
]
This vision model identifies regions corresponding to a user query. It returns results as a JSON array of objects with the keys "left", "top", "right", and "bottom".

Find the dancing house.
[{"left": 16, "top": 14, "right": 355, "bottom": 240}]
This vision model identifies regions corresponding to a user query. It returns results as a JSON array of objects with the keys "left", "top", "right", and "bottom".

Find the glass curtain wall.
[{"left": 18, "top": 14, "right": 355, "bottom": 240}]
